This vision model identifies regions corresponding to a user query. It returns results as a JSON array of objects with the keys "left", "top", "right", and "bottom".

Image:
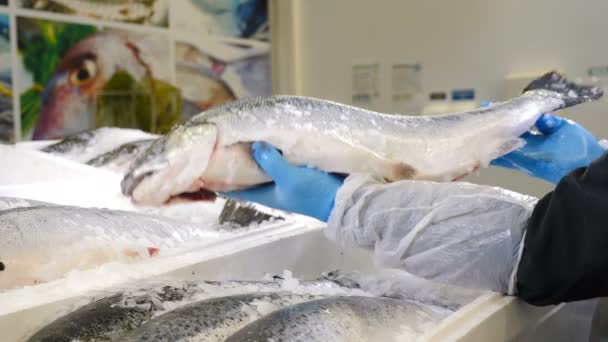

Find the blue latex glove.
[
  {"left": 481, "top": 101, "right": 605, "bottom": 184},
  {"left": 221, "top": 142, "right": 344, "bottom": 222}
]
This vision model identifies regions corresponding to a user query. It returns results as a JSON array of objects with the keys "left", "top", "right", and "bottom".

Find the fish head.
[
  {"left": 33, "top": 32, "right": 149, "bottom": 140},
  {"left": 32, "top": 56, "right": 99, "bottom": 140},
  {"left": 121, "top": 122, "right": 219, "bottom": 206}
]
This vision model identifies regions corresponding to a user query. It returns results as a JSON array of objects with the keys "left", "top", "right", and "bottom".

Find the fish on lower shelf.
[
  {"left": 119, "top": 71, "right": 603, "bottom": 206},
  {"left": 26, "top": 276, "right": 368, "bottom": 342},
  {"left": 225, "top": 296, "right": 451, "bottom": 342},
  {"left": 120, "top": 292, "right": 326, "bottom": 342}
]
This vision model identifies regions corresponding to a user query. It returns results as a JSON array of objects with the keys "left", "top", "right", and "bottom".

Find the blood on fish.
[
  {"left": 123, "top": 247, "right": 161, "bottom": 258},
  {"left": 147, "top": 247, "right": 160, "bottom": 257},
  {"left": 165, "top": 189, "right": 218, "bottom": 205}
]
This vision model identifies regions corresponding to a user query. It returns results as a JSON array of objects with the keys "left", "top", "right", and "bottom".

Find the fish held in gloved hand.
[{"left": 121, "top": 71, "right": 603, "bottom": 206}]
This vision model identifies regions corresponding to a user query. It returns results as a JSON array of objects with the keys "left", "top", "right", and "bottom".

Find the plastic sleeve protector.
[{"left": 326, "top": 174, "right": 539, "bottom": 294}]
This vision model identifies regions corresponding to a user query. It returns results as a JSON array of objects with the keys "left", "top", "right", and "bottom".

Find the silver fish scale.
[
  {"left": 0, "top": 206, "right": 217, "bottom": 257},
  {"left": 121, "top": 292, "right": 325, "bottom": 342},
  {"left": 184, "top": 94, "right": 549, "bottom": 154},
  {"left": 86, "top": 139, "right": 154, "bottom": 168},
  {"left": 225, "top": 296, "right": 451, "bottom": 342}
]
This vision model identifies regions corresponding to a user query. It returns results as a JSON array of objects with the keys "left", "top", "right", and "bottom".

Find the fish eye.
[{"left": 69, "top": 59, "right": 97, "bottom": 86}]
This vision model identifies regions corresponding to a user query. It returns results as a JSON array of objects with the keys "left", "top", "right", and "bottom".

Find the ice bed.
[{"left": 0, "top": 143, "right": 593, "bottom": 341}]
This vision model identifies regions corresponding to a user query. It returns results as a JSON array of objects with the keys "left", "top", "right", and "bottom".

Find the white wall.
[{"left": 277, "top": 0, "right": 608, "bottom": 197}]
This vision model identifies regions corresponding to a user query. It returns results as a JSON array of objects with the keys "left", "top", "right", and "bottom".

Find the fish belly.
[
  {"left": 264, "top": 132, "right": 416, "bottom": 181},
  {"left": 200, "top": 143, "right": 271, "bottom": 192}
]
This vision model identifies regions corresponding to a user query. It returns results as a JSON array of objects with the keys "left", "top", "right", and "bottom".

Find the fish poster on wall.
[
  {"left": 0, "top": 14, "right": 13, "bottom": 142},
  {"left": 172, "top": 0, "right": 268, "bottom": 39},
  {"left": 2, "top": 0, "right": 271, "bottom": 141},
  {"left": 17, "top": 0, "right": 169, "bottom": 27},
  {"left": 172, "top": 0, "right": 270, "bottom": 118},
  {"left": 17, "top": 18, "right": 178, "bottom": 140}
]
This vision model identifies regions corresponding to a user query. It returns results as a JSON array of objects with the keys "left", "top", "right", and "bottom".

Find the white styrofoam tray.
[
  {"left": 0, "top": 222, "right": 586, "bottom": 342},
  {"left": 0, "top": 142, "right": 589, "bottom": 341}
]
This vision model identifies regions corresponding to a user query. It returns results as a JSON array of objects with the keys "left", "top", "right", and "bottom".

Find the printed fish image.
[
  {"left": 20, "top": 0, "right": 169, "bottom": 26},
  {"left": 29, "top": 30, "right": 178, "bottom": 140},
  {"left": 0, "top": 93, "right": 12, "bottom": 142},
  {"left": 120, "top": 72, "right": 603, "bottom": 205}
]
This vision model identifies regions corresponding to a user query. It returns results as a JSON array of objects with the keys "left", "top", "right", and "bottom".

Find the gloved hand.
[
  {"left": 221, "top": 142, "right": 344, "bottom": 222},
  {"left": 481, "top": 101, "right": 605, "bottom": 184}
]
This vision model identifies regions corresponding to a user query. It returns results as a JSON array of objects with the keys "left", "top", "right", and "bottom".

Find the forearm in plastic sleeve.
[{"left": 326, "top": 175, "right": 539, "bottom": 294}]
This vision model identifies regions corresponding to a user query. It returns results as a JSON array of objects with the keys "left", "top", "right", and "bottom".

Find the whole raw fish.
[
  {"left": 0, "top": 197, "right": 54, "bottom": 211},
  {"left": 122, "top": 292, "right": 325, "bottom": 342},
  {"left": 86, "top": 138, "right": 155, "bottom": 173},
  {"left": 28, "top": 277, "right": 363, "bottom": 341},
  {"left": 41, "top": 127, "right": 157, "bottom": 163},
  {"left": 0, "top": 205, "right": 220, "bottom": 290},
  {"left": 225, "top": 296, "right": 451, "bottom": 341},
  {"left": 120, "top": 71, "right": 603, "bottom": 205}
]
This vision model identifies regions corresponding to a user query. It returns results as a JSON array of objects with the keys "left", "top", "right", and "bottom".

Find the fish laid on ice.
[
  {"left": 85, "top": 138, "right": 155, "bottom": 173},
  {"left": 225, "top": 296, "right": 452, "bottom": 342},
  {"left": 120, "top": 71, "right": 603, "bottom": 205},
  {"left": 122, "top": 292, "right": 325, "bottom": 342},
  {"left": 0, "top": 206, "right": 220, "bottom": 290},
  {"left": 0, "top": 197, "right": 55, "bottom": 211},
  {"left": 322, "top": 269, "right": 487, "bottom": 311},
  {"left": 28, "top": 283, "right": 205, "bottom": 342},
  {"left": 40, "top": 127, "right": 157, "bottom": 163},
  {"left": 28, "top": 293, "right": 156, "bottom": 342},
  {"left": 28, "top": 277, "right": 364, "bottom": 342}
]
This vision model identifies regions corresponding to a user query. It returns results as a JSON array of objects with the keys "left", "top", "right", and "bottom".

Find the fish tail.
[{"left": 523, "top": 71, "right": 603, "bottom": 107}]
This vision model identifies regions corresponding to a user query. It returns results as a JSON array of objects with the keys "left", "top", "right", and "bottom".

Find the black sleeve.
[{"left": 516, "top": 152, "right": 608, "bottom": 306}]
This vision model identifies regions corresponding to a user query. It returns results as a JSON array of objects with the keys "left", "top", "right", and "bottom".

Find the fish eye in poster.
[
  {"left": 17, "top": 17, "right": 176, "bottom": 140},
  {"left": 0, "top": 14, "right": 13, "bottom": 143},
  {"left": 17, "top": 0, "right": 169, "bottom": 27}
]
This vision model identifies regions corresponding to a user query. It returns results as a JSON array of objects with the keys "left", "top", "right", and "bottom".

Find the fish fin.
[
  {"left": 218, "top": 199, "right": 283, "bottom": 227},
  {"left": 487, "top": 138, "right": 526, "bottom": 165},
  {"left": 389, "top": 162, "right": 417, "bottom": 181},
  {"left": 523, "top": 71, "right": 603, "bottom": 107},
  {"left": 452, "top": 162, "right": 481, "bottom": 181}
]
